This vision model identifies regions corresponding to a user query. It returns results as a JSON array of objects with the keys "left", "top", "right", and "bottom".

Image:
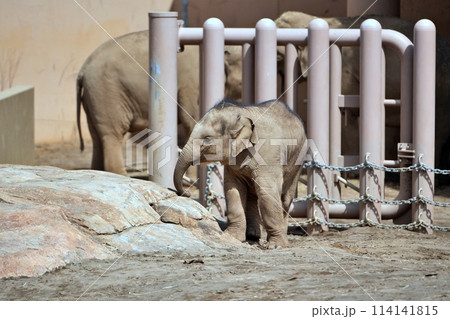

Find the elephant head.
[
  {"left": 275, "top": 11, "right": 317, "bottom": 80},
  {"left": 224, "top": 46, "right": 243, "bottom": 101},
  {"left": 173, "top": 100, "right": 258, "bottom": 197},
  {"left": 275, "top": 11, "right": 359, "bottom": 85}
]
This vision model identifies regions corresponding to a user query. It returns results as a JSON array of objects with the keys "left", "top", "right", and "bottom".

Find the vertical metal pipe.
[
  {"left": 306, "top": 18, "right": 330, "bottom": 233},
  {"left": 284, "top": 43, "right": 299, "bottom": 110},
  {"left": 148, "top": 12, "right": 179, "bottom": 189},
  {"left": 412, "top": 20, "right": 436, "bottom": 233},
  {"left": 199, "top": 18, "right": 226, "bottom": 217},
  {"left": 380, "top": 49, "right": 386, "bottom": 200},
  {"left": 400, "top": 43, "right": 414, "bottom": 146},
  {"left": 329, "top": 44, "right": 342, "bottom": 200},
  {"left": 359, "top": 19, "right": 383, "bottom": 222},
  {"left": 255, "top": 18, "right": 277, "bottom": 103},
  {"left": 242, "top": 43, "right": 254, "bottom": 104},
  {"left": 308, "top": 19, "right": 330, "bottom": 165},
  {"left": 393, "top": 31, "right": 414, "bottom": 224}
]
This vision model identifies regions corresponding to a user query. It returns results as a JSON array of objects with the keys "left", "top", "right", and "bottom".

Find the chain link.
[
  {"left": 204, "top": 158, "right": 450, "bottom": 231},
  {"left": 204, "top": 163, "right": 225, "bottom": 213},
  {"left": 303, "top": 155, "right": 450, "bottom": 175},
  {"left": 290, "top": 215, "right": 450, "bottom": 232}
]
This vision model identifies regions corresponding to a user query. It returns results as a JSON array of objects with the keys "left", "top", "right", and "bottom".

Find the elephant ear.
[
  {"left": 299, "top": 46, "right": 308, "bottom": 78},
  {"left": 230, "top": 116, "right": 258, "bottom": 157}
]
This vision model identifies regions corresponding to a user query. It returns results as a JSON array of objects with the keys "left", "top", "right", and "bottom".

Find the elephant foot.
[
  {"left": 224, "top": 226, "right": 246, "bottom": 242},
  {"left": 246, "top": 225, "right": 261, "bottom": 241},
  {"left": 266, "top": 234, "right": 288, "bottom": 249}
]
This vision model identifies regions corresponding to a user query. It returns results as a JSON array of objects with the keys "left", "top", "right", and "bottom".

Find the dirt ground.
[{"left": 1, "top": 141, "right": 449, "bottom": 301}]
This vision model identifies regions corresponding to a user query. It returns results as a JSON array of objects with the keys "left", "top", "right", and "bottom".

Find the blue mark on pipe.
[
  {"left": 150, "top": 62, "right": 161, "bottom": 105},
  {"left": 150, "top": 62, "right": 161, "bottom": 76}
]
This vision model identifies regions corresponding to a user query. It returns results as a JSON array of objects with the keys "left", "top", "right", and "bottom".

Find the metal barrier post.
[
  {"left": 306, "top": 18, "right": 330, "bottom": 233},
  {"left": 359, "top": 19, "right": 383, "bottom": 223},
  {"left": 242, "top": 43, "right": 255, "bottom": 104},
  {"left": 329, "top": 44, "right": 342, "bottom": 200},
  {"left": 412, "top": 20, "right": 436, "bottom": 233},
  {"left": 199, "top": 18, "right": 226, "bottom": 217},
  {"left": 255, "top": 18, "right": 277, "bottom": 102},
  {"left": 284, "top": 43, "right": 299, "bottom": 110},
  {"left": 148, "top": 12, "right": 179, "bottom": 188}
]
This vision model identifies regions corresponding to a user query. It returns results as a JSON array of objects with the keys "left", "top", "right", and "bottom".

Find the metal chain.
[
  {"left": 304, "top": 156, "right": 450, "bottom": 175},
  {"left": 204, "top": 160, "right": 450, "bottom": 231},
  {"left": 204, "top": 163, "right": 225, "bottom": 213},
  {"left": 290, "top": 215, "right": 450, "bottom": 232}
]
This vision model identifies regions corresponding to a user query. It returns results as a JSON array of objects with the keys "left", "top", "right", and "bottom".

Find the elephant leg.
[
  {"left": 224, "top": 168, "right": 247, "bottom": 242},
  {"left": 91, "top": 134, "right": 104, "bottom": 171},
  {"left": 281, "top": 168, "right": 302, "bottom": 233},
  {"left": 254, "top": 173, "right": 288, "bottom": 248},
  {"left": 245, "top": 193, "right": 262, "bottom": 241},
  {"left": 85, "top": 110, "right": 104, "bottom": 171},
  {"left": 102, "top": 134, "right": 127, "bottom": 175}
]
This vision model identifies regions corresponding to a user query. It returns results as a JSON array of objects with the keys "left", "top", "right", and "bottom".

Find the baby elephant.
[{"left": 173, "top": 99, "right": 307, "bottom": 248}]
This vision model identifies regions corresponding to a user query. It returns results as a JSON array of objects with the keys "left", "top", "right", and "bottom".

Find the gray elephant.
[
  {"left": 173, "top": 99, "right": 307, "bottom": 248},
  {"left": 276, "top": 12, "right": 450, "bottom": 181},
  {"left": 77, "top": 30, "right": 242, "bottom": 175}
]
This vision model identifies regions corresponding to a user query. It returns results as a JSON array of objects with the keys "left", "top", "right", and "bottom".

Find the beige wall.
[
  {"left": 2, "top": 0, "right": 447, "bottom": 144},
  {"left": 0, "top": 0, "right": 171, "bottom": 143},
  {"left": 0, "top": 86, "right": 34, "bottom": 165}
]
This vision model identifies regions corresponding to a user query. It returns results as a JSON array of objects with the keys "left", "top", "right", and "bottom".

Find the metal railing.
[{"left": 148, "top": 13, "right": 439, "bottom": 233}]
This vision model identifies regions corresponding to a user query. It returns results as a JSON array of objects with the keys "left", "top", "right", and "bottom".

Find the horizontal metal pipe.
[
  {"left": 179, "top": 28, "right": 413, "bottom": 54},
  {"left": 277, "top": 29, "right": 307, "bottom": 45},
  {"left": 384, "top": 99, "right": 401, "bottom": 106},
  {"left": 337, "top": 97, "right": 401, "bottom": 108},
  {"left": 225, "top": 29, "right": 257, "bottom": 44},
  {"left": 179, "top": 28, "right": 203, "bottom": 44},
  {"left": 329, "top": 29, "right": 360, "bottom": 46},
  {"left": 382, "top": 30, "right": 413, "bottom": 56},
  {"left": 383, "top": 160, "right": 401, "bottom": 167},
  {"left": 291, "top": 201, "right": 411, "bottom": 220},
  {"left": 291, "top": 201, "right": 360, "bottom": 219}
]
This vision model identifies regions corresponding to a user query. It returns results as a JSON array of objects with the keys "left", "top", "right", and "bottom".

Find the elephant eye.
[{"left": 203, "top": 137, "right": 214, "bottom": 145}]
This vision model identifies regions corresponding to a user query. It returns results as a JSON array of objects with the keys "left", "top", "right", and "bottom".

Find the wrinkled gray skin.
[
  {"left": 276, "top": 12, "right": 450, "bottom": 181},
  {"left": 77, "top": 31, "right": 242, "bottom": 175},
  {"left": 174, "top": 100, "right": 307, "bottom": 248}
]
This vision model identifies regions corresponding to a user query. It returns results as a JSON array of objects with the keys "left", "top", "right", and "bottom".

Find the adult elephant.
[
  {"left": 77, "top": 30, "right": 242, "bottom": 175},
  {"left": 173, "top": 99, "right": 307, "bottom": 248},
  {"left": 275, "top": 12, "right": 450, "bottom": 181}
]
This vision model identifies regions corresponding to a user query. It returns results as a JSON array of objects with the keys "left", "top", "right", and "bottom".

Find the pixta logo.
[{"left": 125, "top": 129, "right": 172, "bottom": 175}]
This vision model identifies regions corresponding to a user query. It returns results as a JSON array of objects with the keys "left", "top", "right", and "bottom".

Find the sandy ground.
[{"left": 1, "top": 141, "right": 449, "bottom": 301}]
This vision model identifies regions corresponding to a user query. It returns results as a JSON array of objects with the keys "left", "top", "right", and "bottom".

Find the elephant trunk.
[{"left": 173, "top": 139, "right": 195, "bottom": 197}]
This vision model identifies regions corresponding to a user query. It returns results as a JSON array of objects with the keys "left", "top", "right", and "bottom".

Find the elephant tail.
[{"left": 76, "top": 72, "right": 85, "bottom": 152}]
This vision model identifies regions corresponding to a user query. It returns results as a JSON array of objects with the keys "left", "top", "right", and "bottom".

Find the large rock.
[{"left": 0, "top": 165, "right": 235, "bottom": 278}]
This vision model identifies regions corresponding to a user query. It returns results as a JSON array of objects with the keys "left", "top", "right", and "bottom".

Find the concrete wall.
[
  {"left": 0, "top": 86, "right": 34, "bottom": 165},
  {"left": 400, "top": 0, "right": 450, "bottom": 42},
  {"left": 0, "top": 0, "right": 172, "bottom": 143},
  {"left": 172, "top": 0, "right": 347, "bottom": 27}
]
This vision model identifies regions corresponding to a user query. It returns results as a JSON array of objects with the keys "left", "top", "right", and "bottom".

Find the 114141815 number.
[{"left": 372, "top": 305, "right": 438, "bottom": 316}]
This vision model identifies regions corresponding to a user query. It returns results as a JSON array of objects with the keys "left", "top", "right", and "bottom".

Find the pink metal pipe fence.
[
  {"left": 255, "top": 19, "right": 277, "bottom": 102},
  {"left": 148, "top": 12, "right": 179, "bottom": 189},
  {"left": 197, "top": 18, "right": 226, "bottom": 213},
  {"left": 148, "top": 12, "right": 437, "bottom": 231},
  {"left": 412, "top": 20, "right": 436, "bottom": 233},
  {"left": 359, "top": 19, "right": 383, "bottom": 223},
  {"left": 306, "top": 19, "right": 330, "bottom": 234}
]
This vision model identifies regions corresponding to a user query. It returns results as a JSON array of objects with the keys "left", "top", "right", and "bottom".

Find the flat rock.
[
  {"left": 0, "top": 203, "right": 115, "bottom": 279},
  {"left": 0, "top": 165, "right": 233, "bottom": 278},
  {"left": 98, "top": 223, "right": 213, "bottom": 254}
]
